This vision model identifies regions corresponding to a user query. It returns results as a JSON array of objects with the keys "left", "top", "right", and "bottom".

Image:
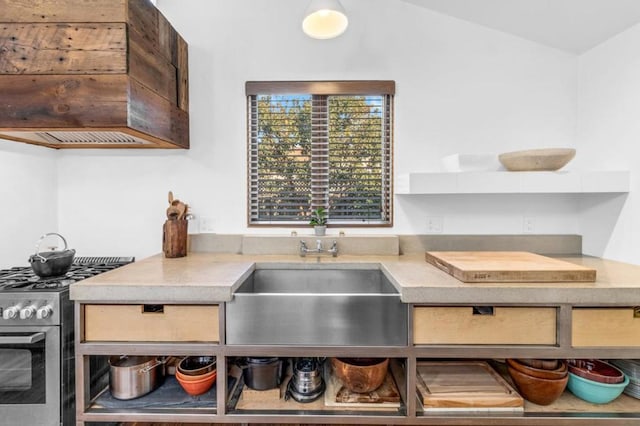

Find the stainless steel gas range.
[{"left": 0, "top": 257, "right": 133, "bottom": 426}]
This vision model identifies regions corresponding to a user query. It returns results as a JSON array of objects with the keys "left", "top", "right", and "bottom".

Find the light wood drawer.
[
  {"left": 572, "top": 308, "right": 640, "bottom": 347},
  {"left": 413, "top": 306, "right": 557, "bottom": 345},
  {"left": 83, "top": 304, "right": 219, "bottom": 342}
]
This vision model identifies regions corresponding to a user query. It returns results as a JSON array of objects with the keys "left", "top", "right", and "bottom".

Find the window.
[{"left": 247, "top": 81, "right": 394, "bottom": 226}]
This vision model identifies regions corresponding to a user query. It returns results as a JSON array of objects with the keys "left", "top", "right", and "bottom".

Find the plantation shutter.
[
  {"left": 311, "top": 95, "right": 329, "bottom": 212},
  {"left": 248, "top": 94, "right": 312, "bottom": 222},
  {"left": 247, "top": 81, "right": 394, "bottom": 226}
]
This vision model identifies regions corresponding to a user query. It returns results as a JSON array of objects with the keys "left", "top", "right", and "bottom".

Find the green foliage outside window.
[{"left": 251, "top": 93, "right": 390, "bottom": 224}]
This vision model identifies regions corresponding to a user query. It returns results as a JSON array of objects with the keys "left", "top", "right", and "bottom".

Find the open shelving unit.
[
  {"left": 73, "top": 300, "right": 640, "bottom": 425},
  {"left": 395, "top": 171, "right": 630, "bottom": 195}
]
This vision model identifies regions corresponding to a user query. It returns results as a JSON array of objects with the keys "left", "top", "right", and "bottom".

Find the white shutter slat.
[{"left": 248, "top": 88, "right": 393, "bottom": 225}]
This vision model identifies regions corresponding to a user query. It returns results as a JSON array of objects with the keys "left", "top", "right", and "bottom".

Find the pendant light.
[{"left": 302, "top": 0, "right": 349, "bottom": 40}]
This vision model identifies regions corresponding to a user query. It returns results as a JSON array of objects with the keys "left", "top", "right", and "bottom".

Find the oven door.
[{"left": 0, "top": 326, "right": 59, "bottom": 426}]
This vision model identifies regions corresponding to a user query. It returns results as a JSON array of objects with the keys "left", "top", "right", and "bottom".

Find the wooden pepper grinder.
[{"left": 163, "top": 191, "right": 189, "bottom": 258}]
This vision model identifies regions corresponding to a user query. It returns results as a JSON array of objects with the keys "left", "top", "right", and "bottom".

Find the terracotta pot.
[
  {"left": 175, "top": 368, "right": 216, "bottom": 382},
  {"left": 176, "top": 369, "right": 216, "bottom": 395}
]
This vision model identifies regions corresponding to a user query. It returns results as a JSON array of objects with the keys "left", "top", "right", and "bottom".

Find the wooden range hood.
[{"left": 0, "top": 0, "right": 189, "bottom": 149}]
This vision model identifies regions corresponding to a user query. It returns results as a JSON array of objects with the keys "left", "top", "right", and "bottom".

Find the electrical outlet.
[
  {"left": 200, "top": 216, "right": 216, "bottom": 233},
  {"left": 426, "top": 216, "right": 443, "bottom": 233},
  {"left": 523, "top": 217, "right": 535, "bottom": 233},
  {"left": 187, "top": 216, "right": 200, "bottom": 235}
]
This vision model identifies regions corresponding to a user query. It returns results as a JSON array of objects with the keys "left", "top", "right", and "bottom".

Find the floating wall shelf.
[{"left": 395, "top": 171, "right": 630, "bottom": 195}]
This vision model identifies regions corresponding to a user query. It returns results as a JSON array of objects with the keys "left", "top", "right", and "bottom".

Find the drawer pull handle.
[
  {"left": 142, "top": 304, "right": 164, "bottom": 314},
  {"left": 634, "top": 307, "right": 640, "bottom": 318},
  {"left": 472, "top": 306, "right": 495, "bottom": 316}
]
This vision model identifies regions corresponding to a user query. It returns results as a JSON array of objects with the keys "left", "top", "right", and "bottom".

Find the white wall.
[
  {"left": 52, "top": 0, "right": 579, "bottom": 259},
  {"left": 0, "top": 140, "right": 58, "bottom": 268},
  {"left": 577, "top": 22, "right": 640, "bottom": 263}
]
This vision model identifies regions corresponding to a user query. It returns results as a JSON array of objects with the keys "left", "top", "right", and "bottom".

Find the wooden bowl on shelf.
[
  {"left": 517, "top": 359, "right": 559, "bottom": 370},
  {"left": 507, "top": 358, "right": 567, "bottom": 380},
  {"left": 507, "top": 365, "right": 568, "bottom": 405},
  {"left": 331, "top": 357, "right": 389, "bottom": 393},
  {"left": 498, "top": 148, "right": 576, "bottom": 171}
]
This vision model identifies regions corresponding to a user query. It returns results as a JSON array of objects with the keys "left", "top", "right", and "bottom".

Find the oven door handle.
[{"left": 0, "top": 332, "right": 45, "bottom": 344}]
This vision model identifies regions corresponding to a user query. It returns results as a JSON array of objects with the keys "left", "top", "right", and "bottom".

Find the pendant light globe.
[{"left": 302, "top": 0, "right": 349, "bottom": 39}]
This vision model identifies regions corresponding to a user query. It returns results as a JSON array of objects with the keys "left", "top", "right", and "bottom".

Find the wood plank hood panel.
[{"left": 0, "top": 0, "right": 189, "bottom": 149}]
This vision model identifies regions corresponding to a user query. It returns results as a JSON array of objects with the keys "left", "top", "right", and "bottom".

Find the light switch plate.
[
  {"left": 200, "top": 216, "right": 216, "bottom": 233},
  {"left": 523, "top": 217, "right": 535, "bottom": 233},
  {"left": 426, "top": 216, "right": 443, "bottom": 233}
]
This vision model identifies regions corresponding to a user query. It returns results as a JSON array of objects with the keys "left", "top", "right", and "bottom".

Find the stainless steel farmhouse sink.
[{"left": 225, "top": 267, "right": 408, "bottom": 346}]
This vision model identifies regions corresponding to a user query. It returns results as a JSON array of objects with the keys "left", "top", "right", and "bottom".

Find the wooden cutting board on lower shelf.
[
  {"left": 425, "top": 251, "right": 596, "bottom": 283},
  {"left": 417, "top": 361, "right": 523, "bottom": 410}
]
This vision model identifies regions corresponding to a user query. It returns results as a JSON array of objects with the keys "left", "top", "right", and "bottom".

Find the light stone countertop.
[{"left": 69, "top": 252, "right": 640, "bottom": 305}]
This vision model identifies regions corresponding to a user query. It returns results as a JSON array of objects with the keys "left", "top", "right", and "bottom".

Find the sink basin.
[
  {"left": 226, "top": 267, "right": 408, "bottom": 346},
  {"left": 236, "top": 268, "right": 399, "bottom": 294}
]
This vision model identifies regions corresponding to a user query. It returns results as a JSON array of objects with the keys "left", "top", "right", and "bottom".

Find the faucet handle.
[
  {"left": 330, "top": 240, "right": 338, "bottom": 257},
  {"left": 299, "top": 240, "right": 308, "bottom": 257}
]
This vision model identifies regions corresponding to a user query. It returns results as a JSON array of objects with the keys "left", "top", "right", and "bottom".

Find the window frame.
[{"left": 246, "top": 80, "right": 395, "bottom": 228}]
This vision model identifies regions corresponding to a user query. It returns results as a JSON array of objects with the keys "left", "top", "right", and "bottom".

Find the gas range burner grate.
[
  {"left": 0, "top": 258, "right": 134, "bottom": 291},
  {"left": 74, "top": 256, "right": 135, "bottom": 264},
  {"left": 33, "top": 279, "right": 78, "bottom": 289}
]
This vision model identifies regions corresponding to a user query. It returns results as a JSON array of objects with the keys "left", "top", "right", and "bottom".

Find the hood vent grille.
[{"left": 36, "top": 131, "right": 150, "bottom": 145}]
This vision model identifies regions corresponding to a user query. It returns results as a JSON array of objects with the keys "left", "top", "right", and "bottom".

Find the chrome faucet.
[
  {"left": 299, "top": 239, "right": 338, "bottom": 257},
  {"left": 299, "top": 240, "right": 308, "bottom": 255},
  {"left": 327, "top": 240, "right": 338, "bottom": 257}
]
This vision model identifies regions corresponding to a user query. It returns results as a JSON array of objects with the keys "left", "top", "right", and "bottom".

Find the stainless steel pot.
[
  {"left": 28, "top": 233, "right": 76, "bottom": 278},
  {"left": 109, "top": 356, "right": 166, "bottom": 400},
  {"left": 243, "top": 357, "right": 283, "bottom": 390}
]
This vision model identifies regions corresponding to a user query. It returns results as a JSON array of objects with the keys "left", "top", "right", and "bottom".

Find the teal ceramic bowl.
[{"left": 567, "top": 372, "right": 629, "bottom": 404}]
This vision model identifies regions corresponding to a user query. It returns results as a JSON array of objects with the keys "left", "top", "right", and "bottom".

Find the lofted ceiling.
[{"left": 401, "top": 0, "right": 640, "bottom": 53}]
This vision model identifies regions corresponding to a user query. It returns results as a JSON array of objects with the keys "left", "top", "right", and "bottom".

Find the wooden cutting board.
[
  {"left": 425, "top": 251, "right": 596, "bottom": 283},
  {"left": 417, "top": 361, "right": 523, "bottom": 409}
]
